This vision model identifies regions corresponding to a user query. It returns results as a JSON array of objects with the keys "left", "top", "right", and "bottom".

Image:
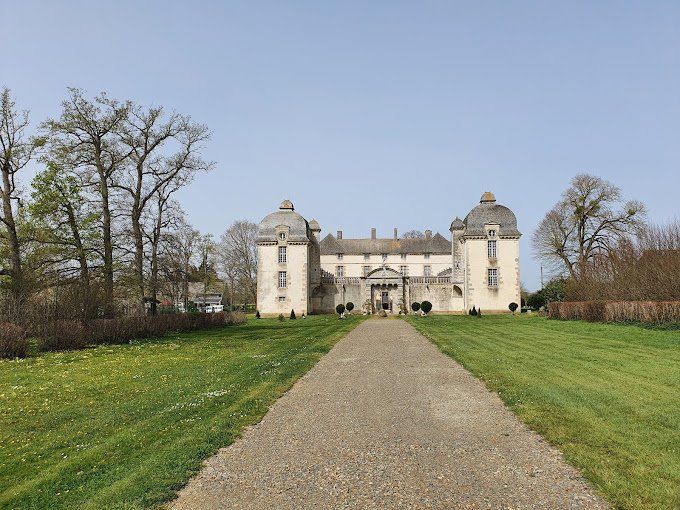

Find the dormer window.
[
  {"left": 337, "top": 253, "right": 343, "bottom": 261},
  {"left": 488, "top": 229, "right": 496, "bottom": 238},
  {"left": 424, "top": 253, "right": 431, "bottom": 259},
  {"left": 381, "top": 254, "right": 387, "bottom": 262},
  {"left": 364, "top": 253, "right": 370, "bottom": 261},
  {"left": 278, "top": 232, "right": 286, "bottom": 241}
]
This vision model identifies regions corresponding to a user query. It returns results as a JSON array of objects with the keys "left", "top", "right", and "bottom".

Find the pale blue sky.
[{"left": 4, "top": 1, "right": 679, "bottom": 290}]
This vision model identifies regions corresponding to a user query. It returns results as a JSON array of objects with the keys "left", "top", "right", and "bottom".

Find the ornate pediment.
[{"left": 364, "top": 266, "right": 403, "bottom": 279}]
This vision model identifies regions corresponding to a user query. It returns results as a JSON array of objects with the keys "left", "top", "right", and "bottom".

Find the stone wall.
[{"left": 408, "top": 283, "right": 464, "bottom": 313}]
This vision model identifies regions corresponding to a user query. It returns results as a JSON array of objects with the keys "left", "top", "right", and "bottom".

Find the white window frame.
[
  {"left": 400, "top": 253, "right": 407, "bottom": 260},
  {"left": 363, "top": 265, "right": 371, "bottom": 277},
  {"left": 488, "top": 268, "right": 498, "bottom": 287},
  {"left": 278, "top": 271, "right": 287, "bottom": 288},
  {"left": 336, "top": 265, "right": 345, "bottom": 278},
  {"left": 278, "top": 246, "right": 287, "bottom": 263},
  {"left": 400, "top": 265, "right": 409, "bottom": 276},
  {"left": 424, "top": 253, "right": 431, "bottom": 259},
  {"left": 424, "top": 265, "right": 432, "bottom": 277},
  {"left": 487, "top": 240, "right": 497, "bottom": 259},
  {"left": 278, "top": 296, "right": 286, "bottom": 303},
  {"left": 337, "top": 253, "right": 343, "bottom": 261},
  {"left": 488, "top": 229, "right": 497, "bottom": 238},
  {"left": 364, "top": 253, "right": 370, "bottom": 261}
]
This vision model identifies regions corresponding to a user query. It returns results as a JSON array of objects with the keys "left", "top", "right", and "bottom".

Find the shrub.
[
  {"left": 37, "top": 320, "right": 88, "bottom": 352},
  {"left": 346, "top": 302, "right": 354, "bottom": 313},
  {"left": 255, "top": 310, "right": 261, "bottom": 319},
  {"left": 35, "top": 312, "right": 246, "bottom": 353},
  {"left": 278, "top": 313, "right": 285, "bottom": 321},
  {"left": 290, "top": 309, "right": 296, "bottom": 320},
  {"left": 379, "top": 309, "right": 387, "bottom": 317},
  {"left": 470, "top": 306, "right": 477, "bottom": 316},
  {"left": 0, "top": 323, "right": 28, "bottom": 359},
  {"left": 411, "top": 302, "right": 421, "bottom": 312},
  {"left": 421, "top": 301, "right": 432, "bottom": 314},
  {"left": 336, "top": 304, "right": 345, "bottom": 315},
  {"left": 509, "top": 302, "right": 518, "bottom": 313},
  {"left": 548, "top": 300, "right": 680, "bottom": 323},
  {"left": 477, "top": 308, "right": 482, "bottom": 317}
]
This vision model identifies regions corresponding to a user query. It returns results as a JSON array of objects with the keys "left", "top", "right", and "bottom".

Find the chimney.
[
  {"left": 336, "top": 230, "right": 343, "bottom": 240},
  {"left": 393, "top": 228, "right": 398, "bottom": 240},
  {"left": 425, "top": 230, "right": 432, "bottom": 240},
  {"left": 371, "top": 228, "right": 377, "bottom": 240}
]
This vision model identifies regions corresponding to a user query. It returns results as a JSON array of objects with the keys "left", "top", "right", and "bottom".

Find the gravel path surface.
[{"left": 170, "top": 319, "right": 607, "bottom": 509}]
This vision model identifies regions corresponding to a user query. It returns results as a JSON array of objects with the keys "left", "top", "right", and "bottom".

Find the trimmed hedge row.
[
  {"left": 547, "top": 301, "right": 680, "bottom": 323},
  {"left": 0, "top": 312, "right": 246, "bottom": 358}
]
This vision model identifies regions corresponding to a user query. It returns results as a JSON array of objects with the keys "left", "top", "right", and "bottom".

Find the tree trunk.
[
  {"left": 64, "top": 201, "right": 91, "bottom": 318},
  {"left": 1, "top": 162, "right": 23, "bottom": 308}
]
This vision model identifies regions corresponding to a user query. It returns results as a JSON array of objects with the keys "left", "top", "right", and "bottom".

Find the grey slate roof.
[
  {"left": 463, "top": 202, "right": 521, "bottom": 237},
  {"left": 256, "top": 201, "right": 312, "bottom": 243},
  {"left": 320, "top": 233, "right": 450, "bottom": 255}
]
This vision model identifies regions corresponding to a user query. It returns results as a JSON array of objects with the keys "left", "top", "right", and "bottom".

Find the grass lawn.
[
  {"left": 405, "top": 314, "right": 680, "bottom": 510},
  {"left": 0, "top": 315, "right": 364, "bottom": 509}
]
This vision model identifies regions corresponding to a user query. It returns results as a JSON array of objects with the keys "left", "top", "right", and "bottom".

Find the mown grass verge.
[
  {"left": 405, "top": 314, "right": 679, "bottom": 510},
  {"left": 0, "top": 315, "right": 364, "bottom": 509}
]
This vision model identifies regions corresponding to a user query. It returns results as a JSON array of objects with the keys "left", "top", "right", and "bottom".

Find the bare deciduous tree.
[
  {"left": 532, "top": 174, "right": 646, "bottom": 280},
  {"left": 402, "top": 230, "right": 424, "bottom": 239},
  {"left": 218, "top": 220, "right": 257, "bottom": 309},
  {"left": 0, "top": 88, "right": 39, "bottom": 306},
  {"left": 115, "top": 105, "right": 212, "bottom": 313}
]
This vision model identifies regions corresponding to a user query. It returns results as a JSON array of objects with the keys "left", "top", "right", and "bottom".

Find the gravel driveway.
[{"left": 170, "top": 318, "right": 607, "bottom": 509}]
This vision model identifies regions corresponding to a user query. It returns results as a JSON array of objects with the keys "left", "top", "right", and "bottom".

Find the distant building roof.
[{"left": 319, "top": 233, "right": 450, "bottom": 255}]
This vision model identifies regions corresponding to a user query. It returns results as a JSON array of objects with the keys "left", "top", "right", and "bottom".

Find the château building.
[{"left": 256, "top": 192, "right": 521, "bottom": 315}]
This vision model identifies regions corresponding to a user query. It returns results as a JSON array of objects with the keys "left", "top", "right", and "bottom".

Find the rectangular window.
[
  {"left": 278, "top": 296, "right": 286, "bottom": 303},
  {"left": 364, "top": 253, "right": 370, "bottom": 261},
  {"left": 363, "top": 265, "right": 371, "bottom": 277},
  {"left": 400, "top": 253, "right": 407, "bottom": 260},
  {"left": 381, "top": 254, "right": 387, "bottom": 262},
  {"left": 400, "top": 265, "right": 409, "bottom": 276},
  {"left": 278, "top": 246, "right": 287, "bottom": 263},
  {"left": 424, "top": 265, "right": 432, "bottom": 277},
  {"left": 424, "top": 253, "right": 430, "bottom": 259},
  {"left": 278, "top": 271, "right": 287, "bottom": 288},
  {"left": 336, "top": 266, "right": 345, "bottom": 278},
  {"left": 337, "top": 253, "right": 343, "bottom": 261},
  {"left": 488, "top": 268, "right": 498, "bottom": 287},
  {"left": 487, "top": 240, "right": 497, "bottom": 258}
]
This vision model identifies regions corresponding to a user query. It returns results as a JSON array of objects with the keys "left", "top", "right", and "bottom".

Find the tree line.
[{"left": 0, "top": 87, "right": 257, "bottom": 323}]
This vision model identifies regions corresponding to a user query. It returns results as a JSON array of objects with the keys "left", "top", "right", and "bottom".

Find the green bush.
[
  {"left": 509, "top": 302, "right": 518, "bottom": 313},
  {"left": 470, "top": 306, "right": 477, "bottom": 316},
  {"left": 278, "top": 313, "right": 285, "bottom": 321},
  {"left": 477, "top": 308, "right": 482, "bottom": 317},
  {"left": 346, "top": 302, "right": 354, "bottom": 313},
  {"left": 411, "top": 302, "right": 421, "bottom": 312},
  {"left": 421, "top": 301, "right": 432, "bottom": 314},
  {"left": 336, "top": 304, "right": 345, "bottom": 315},
  {"left": 255, "top": 310, "right": 261, "bottom": 319},
  {"left": 290, "top": 309, "right": 296, "bottom": 319}
]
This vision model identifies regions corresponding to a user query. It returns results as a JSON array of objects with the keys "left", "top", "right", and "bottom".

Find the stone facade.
[{"left": 256, "top": 193, "right": 521, "bottom": 315}]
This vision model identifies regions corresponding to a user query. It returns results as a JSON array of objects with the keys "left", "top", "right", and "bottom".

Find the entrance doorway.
[{"left": 381, "top": 291, "right": 389, "bottom": 310}]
